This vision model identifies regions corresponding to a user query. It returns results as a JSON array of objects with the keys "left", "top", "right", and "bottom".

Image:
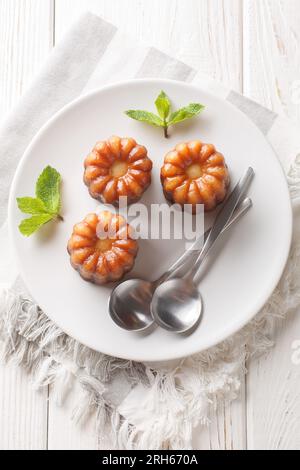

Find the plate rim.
[{"left": 8, "top": 78, "right": 293, "bottom": 362}]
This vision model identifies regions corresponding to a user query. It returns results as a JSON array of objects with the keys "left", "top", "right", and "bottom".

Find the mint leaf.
[
  {"left": 168, "top": 103, "right": 205, "bottom": 125},
  {"left": 17, "top": 166, "right": 63, "bottom": 237},
  {"left": 17, "top": 197, "right": 47, "bottom": 215},
  {"left": 36, "top": 166, "right": 61, "bottom": 213},
  {"left": 19, "top": 214, "right": 54, "bottom": 237},
  {"left": 155, "top": 91, "right": 171, "bottom": 120},
  {"left": 125, "top": 110, "right": 164, "bottom": 127}
]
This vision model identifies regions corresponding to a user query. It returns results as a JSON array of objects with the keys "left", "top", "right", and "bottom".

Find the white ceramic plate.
[{"left": 8, "top": 79, "right": 292, "bottom": 362}]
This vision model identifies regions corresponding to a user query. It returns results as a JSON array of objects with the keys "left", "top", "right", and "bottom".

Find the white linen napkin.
[{"left": 1, "top": 13, "right": 300, "bottom": 450}]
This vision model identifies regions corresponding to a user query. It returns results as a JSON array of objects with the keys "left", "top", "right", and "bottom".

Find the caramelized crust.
[
  {"left": 67, "top": 211, "right": 138, "bottom": 284},
  {"left": 160, "top": 140, "right": 230, "bottom": 212},
  {"left": 84, "top": 136, "right": 153, "bottom": 205}
]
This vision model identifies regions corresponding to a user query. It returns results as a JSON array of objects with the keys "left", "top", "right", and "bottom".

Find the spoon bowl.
[
  {"left": 151, "top": 278, "right": 202, "bottom": 332},
  {"left": 109, "top": 279, "right": 155, "bottom": 331}
]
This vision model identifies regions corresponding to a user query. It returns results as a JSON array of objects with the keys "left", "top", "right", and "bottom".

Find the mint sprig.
[
  {"left": 125, "top": 90, "right": 205, "bottom": 138},
  {"left": 17, "top": 166, "right": 63, "bottom": 236}
]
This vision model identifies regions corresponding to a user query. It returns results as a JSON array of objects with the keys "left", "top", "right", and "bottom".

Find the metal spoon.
[
  {"left": 151, "top": 167, "right": 254, "bottom": 333},
  {"left": 109, "top": 198, "right": 252, "bottom": 332},
  {"left": 109, "top": 196, "right": 252, "bottom": 331}
]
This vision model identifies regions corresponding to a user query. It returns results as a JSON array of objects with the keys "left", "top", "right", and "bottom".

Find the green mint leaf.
[
  {"left": 17, "top": 197, "right": 48, "bottom": 215},
  {"left": 168, "top": 103, "right": 205, "bottom": 126},
  {"left": 155, "top": 91, "right": 171, "bottom": 120},
  {"left": 36, "top": 166, "right": 61, "bottom": 214},
  {"left": 17, "top": 166, "right": 63, "bottom": 237},
  {"left": 19, "top": 214, "right": 54, "bottom": 237},
  {"left": 125, "top": 110, "right": 164, "bottom": 127}
]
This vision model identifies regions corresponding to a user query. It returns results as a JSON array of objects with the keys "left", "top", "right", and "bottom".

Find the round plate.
[{"left": 8, "top": 79, "right": 292, "bottom": 362}]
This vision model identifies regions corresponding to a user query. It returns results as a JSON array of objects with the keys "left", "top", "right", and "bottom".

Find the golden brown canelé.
[
  {"left": 84, "top": 136, "right": 153, "bottom": 205},
  {"left": 160, "top": 140, "right": 230, "bottom": 212},
  {"left": 67, "top": 211, "right": 138, "bottom": 284}
]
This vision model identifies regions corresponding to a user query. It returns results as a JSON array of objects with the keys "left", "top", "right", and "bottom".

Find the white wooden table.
[{"left": 0, "top": 0, "right": 300, "bottom": 450}]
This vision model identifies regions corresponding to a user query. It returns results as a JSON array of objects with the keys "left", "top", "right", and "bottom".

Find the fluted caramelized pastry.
[
  {"left": 67, "top": 211, "right": 138, "bottom": 284},
  {"left": 84, "top": 136, "right": 153, "bottom": 205},
  {"left": 161, "top": 140, "right": 230, "bottom": 212}
]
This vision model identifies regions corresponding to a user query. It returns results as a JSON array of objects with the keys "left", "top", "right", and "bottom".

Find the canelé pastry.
[
  {"left": 84, "top": 136, "right": 153, "bottom": 205},
  {"left": 67, "top": 211, "right": 138, "bottom": 284},
  {"left": 160, "top": 140, "right": 230, "bottom": 212}
]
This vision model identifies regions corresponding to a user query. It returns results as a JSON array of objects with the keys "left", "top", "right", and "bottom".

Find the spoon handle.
[
  {"left": 155, "top": 197, "right": 252, "bottom": 286},
  {"left": 186, "top": 167, "right": 254, "bottom": 282}
]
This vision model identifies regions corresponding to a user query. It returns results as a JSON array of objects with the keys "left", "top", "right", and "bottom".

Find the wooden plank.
[
  {"left": 54, "top": 0, "right": 245, "bottom": 450},
  {"left": 243, "top": 0, "right": 300, "bottom": 450},
  {"left": 55, "top": 0, "right": 242, "bottom": 89},
  {"left": 0, "top": 0, "right": 54, "bottom": 116},
  {"left": 246, "top": 313, "right": 300, "bottom": 450},
  {"left": 0, "top": 0, "right": 53, "bottom": 450},
  {"left": 243, "top": 0, "right": 300, "bottom": 120},
  {"left": 0, "top": 365, "right": 48, "bottom": 450},
  {"left": 194, "top": 381, "right": 246, "bottom": 450}
]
